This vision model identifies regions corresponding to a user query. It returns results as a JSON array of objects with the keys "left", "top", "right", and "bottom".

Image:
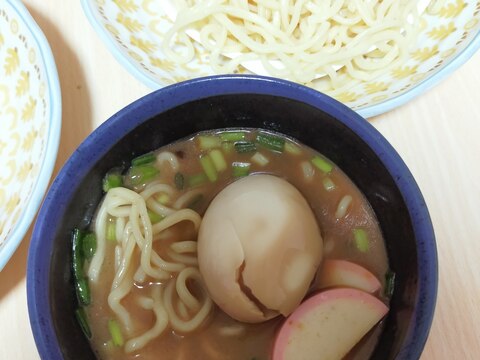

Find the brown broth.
[{"left": 86, "top": 129, "right": 389, "bottom": 360}]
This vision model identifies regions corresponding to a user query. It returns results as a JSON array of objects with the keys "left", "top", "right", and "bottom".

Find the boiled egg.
[{"left": 198, "top": 174, "right": 323, "bottom": 323}]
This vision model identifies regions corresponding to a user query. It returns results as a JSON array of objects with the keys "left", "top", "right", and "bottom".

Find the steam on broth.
[{"left": 71, "top": 129, "right": 391, "bottom": 360}]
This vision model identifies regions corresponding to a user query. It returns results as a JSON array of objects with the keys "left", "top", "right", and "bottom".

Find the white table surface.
[{"left": 1, "top": 1, "right": 479, "bottom": 359}]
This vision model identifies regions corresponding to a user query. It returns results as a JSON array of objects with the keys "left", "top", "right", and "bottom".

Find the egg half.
[{"left": 198, "top": 174, "right": 323, "bottom": 323}]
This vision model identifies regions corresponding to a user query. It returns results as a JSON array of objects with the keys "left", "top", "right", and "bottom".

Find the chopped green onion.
[
  {"left": 220, "top": 131, "right": 245, "bottom": 142},
  {"left": 198, "top": 135, "right": 221, "bottom": 150},
  {"left": 312, "top": 156, "right": 333, "bottom": 174},
  {"left": 200, "top": 154, "right": 218, "bottom": 182},
  {"left": 131, "top": 152, "right": 156, "bottom": 166},
  {"left": 75, "top": 277, "right": 91, "bottom": 307},
  {"left": 108, "top": 319, "right": 124, "bottom": 347},
  {"left": 222, "top": 141, "right": 234, "bottom": 154},
  {"left": 353, "top": 228, "right": 369, "bottom": 252},
  {"left": 75, "top": 307, "right": 92, "bottom": 339},
  {"left": 107, "top": 221, "right": 116, "bottom": 242},
  {"left": 235, "top": 141, "right": 257, "bottom": 154},
  {"left": 102, "top": 171, "right": 122, "bottom": 192},
  {"left": 174, "top": 172, "right": 184, "bottom": 190},
  {"left": 187, "top": 173, "right": 208, "bottom": 188},
  {"left": 72, "top": 229, "right": 90, "bottom": 306},
  {"left": 232, "top": 162, "right": 251, "bottom": 177},
  {"left": 148, "top": 209, "right": 165, "bottom": 224},
  {"left": 322, "top": 177, "right": 336, "bottom": 191},
  {"left": 187, "top": 194, "right": 204, "bottom": 210},
  {"left": 155, "top": 193, "right": 170, "bottom": 205},
  {"left": 384, "top": 270, "right": 396, "bottom": 298},
  {"left": 251, "top": 152, "right": 269, "bottom": 166},
  {"left": 256, "top": 133, "right": 285, "bottom": 152},
  {"left": 82, "top": 232, "right": 96, "bottom": 260},
  {"left": 72, "top": 229, "right": 84, "bottom": 275},
  {"left": 127, "top": 165, "right": 159, "bottom": 186},
  {"left": 301, "top": 161, "right": 314, "bottom": 180},
  {"left": 210, "top": 149, "right": 227, "bottom": 172},
  {"left": 285, "top": 142, "right": 302, "bottom": 155}
]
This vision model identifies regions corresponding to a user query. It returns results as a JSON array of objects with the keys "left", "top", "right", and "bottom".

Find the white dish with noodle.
[{"left": 81, "top": 0, "right": 480, "bottom": 117}]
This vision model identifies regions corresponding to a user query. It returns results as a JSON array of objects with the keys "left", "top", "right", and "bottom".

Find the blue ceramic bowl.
[{"left": 27, "top": 75, "right": 438, "bottom": 359}]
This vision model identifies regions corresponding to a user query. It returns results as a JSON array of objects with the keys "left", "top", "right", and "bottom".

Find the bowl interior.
[{"left": 41, "top": 93, "right": 428, "bottom": 359}]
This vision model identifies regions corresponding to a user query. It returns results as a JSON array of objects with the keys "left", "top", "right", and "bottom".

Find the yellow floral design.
[
  {"left": 411, "top": 45, "right": 439, "bottom": 61},
  {"left": 16, "top": 71, "right": 30, "bottom": 97},
  {"left": 113, "top": 0, "right": 139, "bottom": 13},
  {"left": 391, "top": 65, "right": 418, "bottom": 79},
  {"left": 428, "top": 22, "right": 457, "bottom": 40},
  {"left": 438, "top": 0, "right": 467, "bottom": 18},
  {"left": 5, "top": 194, "right": 20, "bottom": 214},
  {"left": 17, "top": 163, "right": 31, "bottom": 182},
  {"left": 0, "top": 34, "right": 4, "bottom": 48},
  {"left": 22, "top": 130, "right": 37, "bottom": 151},
  {"left": 364, "top": 82, "right": 390, "bottom": 95},
  {"left": 149, "top": 57, "right": 176, "bottom": 71},
  {"left": 130, "top": 35, "right": 157, "bottom": 54},
  {"left": 4, "top": 47, "right": 20, "bottom": 75},
  {"left": 335, "top": 92, "right": 360, "bottom": 103},
  {"left": 21, "top": 96, "right": 37, "bottom": 121},
  {"left": 117, "top": 13, "right": 143, "bottom": 32}
]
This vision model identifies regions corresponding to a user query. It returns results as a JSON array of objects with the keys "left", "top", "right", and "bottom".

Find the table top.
[{"left": 1, "top": 1, "right": 479, "bottom": 359}]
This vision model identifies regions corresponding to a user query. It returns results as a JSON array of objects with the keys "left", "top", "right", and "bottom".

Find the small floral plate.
[
  {"left": 0, "top": 0, "right": 61, "bottom": 270},
  {"left": 82, "top": 0, "right": 480, "bottom": 117}
]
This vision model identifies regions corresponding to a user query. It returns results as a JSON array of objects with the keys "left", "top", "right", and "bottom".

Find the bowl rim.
[
  {"left": 27, "top": 75, "right": 437, "bottom": 359},
  {"left": 80, "top": 0, "right": 480, "bottom": 118},
  {"left": 0, "top": 0, "right": 62, "bottom": 271}
]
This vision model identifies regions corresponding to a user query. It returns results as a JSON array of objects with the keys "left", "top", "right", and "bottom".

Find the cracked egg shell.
[{"left": 198, "top": 174, "right": 323, "bottom": 323}]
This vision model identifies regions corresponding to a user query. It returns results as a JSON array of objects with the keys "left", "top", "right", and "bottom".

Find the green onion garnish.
[
  {"left": 108, "top": 319, "right": 124, "bottom": 347},
  {"left": 148, "top": 209, "right": 165, "bottom": 224},
  {"left": 209, "top": 149, "right": 227, "bottom": 172},
  {"left": 174, "top": 172, "right": 184, "bottom": 190},
  {"left": 102, "top": 171, "right": 122, "bottom": 193},
  {"left": 198, "top": 135, "right": 221, "bottom": 150},
  {"left": 322, "top": 177, "right": 336, "bottom": 191},
  {"left": 187, "top": 173, "right": 208, "bottom": 188},
  {"left": 220, "top": 131, "right": 245, "bottom": 142},
  {"left": 235, "top": 141, "right": 257, "bottom": 154},
  {"left": 127, "top": 165, "right": 159, "bottom": 186},
  {"left": 72, "top": 229, "right": 91, "bottom": 306},
  {"left": 353, "top": 228, "right": 369, "bottom": 253},
  {"left": 75, "top": 277, "right": 91, "bottom": 307},
  {"left": 131, "top": 152, "right": 156, "bottom": 166},
  {"left": 107, "top": 221, "right": 116, "bottom": 242},
  {"left": 200, "top": 154, "right": 218, "bottom": 182},
  {"left": 75, "top": 307, "right": 92, "bottom": 339},
  {"left": 311, "top": 156, "right": 333, "bottom": 174},
  {"left": 222, "top": 141, "right": 234, "bottom": 154},
  {"left": 251, "top": 152, "right": 269, "bottom": 166},
  {"left": 232, "top": 162, "right": 251, "bottom": 177},
  {"left": 285, "top": 142, "right": 301, "bottom": 155},
  {"left": 256, "top": 133, "right": 285, "bottom": 152},
  {"left": 155, "top": 193, "right": 170, "bottom": 205},
  {"left": 82, "top": 232, "right": 96, "bottom": 260},
  {"left": 384, "top": 270, "right": 396, "bottom": 298}
]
